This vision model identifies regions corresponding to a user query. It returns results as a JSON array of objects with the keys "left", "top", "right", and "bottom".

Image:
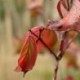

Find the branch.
[
  {"left": 53, "top": 61, "right": 59, "bottom": 80},
  {"left": 29, "top": 29, "right": 59, "bottom": 61},
  {"left": 58, "top": 30, "right": 77, "bottom": 60},
  {"left": 53, "top": 30, "right": 77, "bottom": 80}
]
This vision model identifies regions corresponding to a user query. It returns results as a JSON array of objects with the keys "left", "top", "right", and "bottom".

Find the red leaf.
[
  {"left": 29, "top": 26, "right": 57, "bottom": 52},
  {"left": 38, "top": 28, "right": 57, "bottom": 48},
  {"left": 16, "top": 35, "right": 37, "bottom": 76}
]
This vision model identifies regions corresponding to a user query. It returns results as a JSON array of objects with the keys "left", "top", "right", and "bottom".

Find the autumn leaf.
[
  {"left": 29, "top": 26, "right": 57, "bottom": 52},
  {"left": 15, "top": 35, "right": 37, "bottom": 76},
  {"left": 15, "top": 26, "right": 57, "bottom": 54},
  {"left": 41, "top": 28, "right": 57, "bottom": 48},
  {"left": 36, "top": 28, "right": 57, "bottom": 52}
]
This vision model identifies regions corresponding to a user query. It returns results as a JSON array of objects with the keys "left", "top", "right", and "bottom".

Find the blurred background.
[{"left": 0, "top": 0, "right": 80, "bottom": 80}]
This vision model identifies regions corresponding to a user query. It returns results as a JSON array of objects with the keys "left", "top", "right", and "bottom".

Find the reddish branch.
[
  {"left": 47, "top": 0, "right": 80, "bottom": 80},
  {"left": 48, "top": 0, "right": 80, "bottom": 60}
]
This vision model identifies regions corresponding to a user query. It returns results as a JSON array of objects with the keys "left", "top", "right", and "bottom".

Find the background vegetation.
[{"left": 0, "top": 0, "right": 80, "bottom": 80}]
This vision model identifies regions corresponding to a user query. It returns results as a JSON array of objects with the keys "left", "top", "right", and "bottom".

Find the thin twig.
[
  {"left": 53, "top": 30, "right": 77, "bottom": 80},
  {"left": 58, "top": 31, "right": 77, "bottom": 60},
  {"left": 54, "top": 61, "right": 59, "bottom": 80},
  {"left": 29, "top": 29, "right": 59, "bottom": 61}
]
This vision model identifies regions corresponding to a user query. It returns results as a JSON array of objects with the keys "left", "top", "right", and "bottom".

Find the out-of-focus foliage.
[
  {"left": 0, "top": 0, "right": 80, "bottom": 80},
  {"left": 0, "top": 0, "right": 5, "bottom": 19},
  {"left": 77, "top": 35, "right": 80, "bottom": 44},
  {"left": 14, "top": 0, "right": 25, "bottom": 14}
]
